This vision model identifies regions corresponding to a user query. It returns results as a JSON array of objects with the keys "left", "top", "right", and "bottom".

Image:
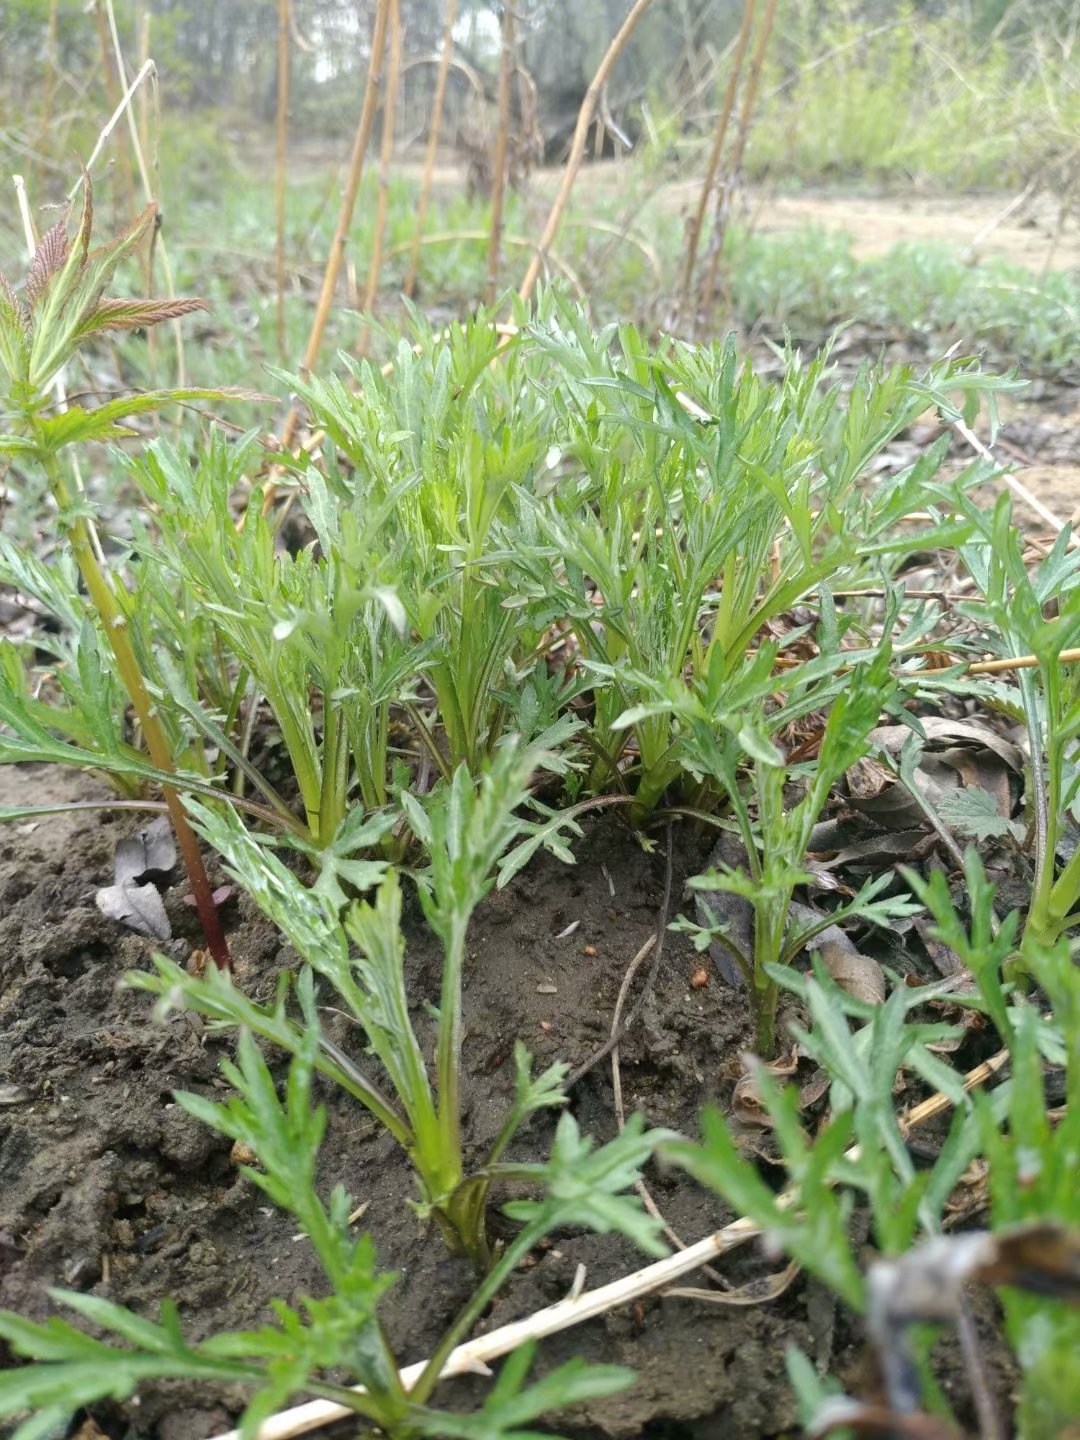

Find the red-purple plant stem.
[{"left": 46, "top": 455, "right": 230, "bottom": 966}]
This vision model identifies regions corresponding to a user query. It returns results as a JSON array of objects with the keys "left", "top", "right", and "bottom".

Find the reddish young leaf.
[
  {"left": 23, "top": 220, "right": 69, "bottom": 306},
  {"left": 0, "top": 271, "right": 26, "bottom": 328},
  {"left": 86, "top": 296, "right": 210, "bottom": 333}
]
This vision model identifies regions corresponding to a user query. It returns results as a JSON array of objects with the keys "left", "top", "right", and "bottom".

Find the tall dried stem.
[
  {"left": 279, "top": 0, "right": 393, "bottom": 449},
  {"left": 517, "top": 0, "right": 655, "bottom": 305},
  {"left": 405, "top": 0, "right": 458, "bottom": 298},
  {"left": 276, "top": 0, "right": 291, "bottom": 360},
  {"left": 356, "top": 0, "right": 401, "bottom": 361},
  {"left": 101, "top": 0, "right": 186, "bottom": 386},
  {"left": 93, "top": 1, "right": 140, "bottom": 236},
  {"left": 485, "top": 3, "right": 515, "bottom": 306},
  {"left": 699, "top": 0, "right": 778, "bottom": 321},
  {"left": 34, "top": 0, "right": 60, "bottom": 201},
  {"left": 679, "top": 0, "right": 756, "bottom": 313}
]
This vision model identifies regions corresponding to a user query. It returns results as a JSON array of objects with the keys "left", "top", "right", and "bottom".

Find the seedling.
[
  {"left": 0, "top": 184, "right": 230, "bottom": 962},
  {"left": 0, "top": 1019, "right": 669, "bottom": 1438},
  {"left": 133, "top": 743, "right": 585, "bottom": 1266},
  {"left": 943, "top": 495, "right": 1080, "bottom": 947},
  {"left": 668, "top": 851, "right": 1080, "bottom": 1430},
  {"left": 514, "top": 304, "right": 1010, "bottom": 818},
  {"left": 659, "top": 607, "right": 920, "bottom": 1051}
]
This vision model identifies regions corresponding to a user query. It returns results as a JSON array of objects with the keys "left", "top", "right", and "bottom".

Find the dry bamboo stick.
[
  {"left": 486, "top": 3, "right": 515, "bottom": 306},
  {"left": 679, "top": 0, "right": 756, "bottom": 311},
  {"left": 34, "top": 0, "right": 59, "bottom": 201},
  {"left": 92, "top": 0, "right": 140, "bottom": 232},
  {"left": 404, "top": 0, "right": 459, "bottom": 298},
  {"left": 951, "top": 416, "right": 1075, "bottom": 543},
  {"left": 922, "top": 646, "right": 1080, "bottom": 677},
  {"left": 356, "top": 0, "right": 401, "bottom": 361},
  {"left": 517, "top": 0, "right": 655, "bottom": 305},
  {"left": 275, "top": 0, "right": 291, "bottom": 361},
  {"left": 101, "top": 0, "right": 186, "bottom": 386},
  {"left": 279, "top": 0, "right": 393, "bottom": 449},
  {"left": 205, "top": 1041, "right": 1008, "bottom": 1440},
  {"left": 699, "top": 0, "right": 778, "bottom": 320}
]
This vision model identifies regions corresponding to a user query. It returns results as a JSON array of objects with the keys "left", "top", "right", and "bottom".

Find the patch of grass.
[
  {"left": 724, "top": 227, "right": 1080, "bottom": 375},
  {"left": 745, "top": 0, "right": 1080, "bottom": 191}
]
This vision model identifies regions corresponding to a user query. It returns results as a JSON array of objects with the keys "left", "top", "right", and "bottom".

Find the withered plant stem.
[
  {"left": 923, "top": 646, "right": 1080, "bottom": 676},
  {"left": 699, "top": 0, "right": 778, "bottom": 320},
  {"left": 679, "top": 0, "right": 756, "bottom": 313},
  {"left": 279, "top": 0, "right": 392, "bottom": 450},
  {"left": 42, "top": 455, "right": 229, "bottom": 967},
  {"left": 404, "top": 0, "right": 458, "bottom": 298},
  {"left": 101, "top": 0, "right": 187, "bottom": 388},
  {"left": 275, "top": 0, "right": 291, "bottom": 360},
  {"left": 517, "top": 0, "right": 655, "bottom": 305},
  {"left": 485, "top": 3, "right": 515, "bottom": 306},
  {"left": 35, "top": 0, "right": 60, "bottom": 202},
  {"left": 357, "top": 0, "right": 401, "bottom": 362},
  {"left": 93, "top": 0, "right": 141, "bottom": 237}
]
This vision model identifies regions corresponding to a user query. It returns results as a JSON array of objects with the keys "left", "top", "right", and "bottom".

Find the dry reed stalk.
[
  {"left": 101, "top": 0, "right": 187, "bottom": 385},
  {"left": 278, "top": 0, "right": 393, "bottom": 451},
  {"left": 275, "top": 0, "right": 291, "bottom": 361},
  {"left": 516, "top": 0, "right": 655, "bottom": 305},
  {"left": 950, "top": 416, "right": 1074, "bottom": 541},
  {"left": 679, "top": 0, "right": 756, "bottom": 314},
  {"left": 699, "top": 0, "right": 778, "bottom": 321},
  {"left": 923, "top": 647, "right": 1080, "bottom": 677},
  {"left": 404, "top": 0, "right": 459, "bottom": 298},
  {"left": 93, "top": 0, "right": 140, "bottom": 234},
  {"left": 204, "top": 1041, "right": 1008, "bottom": 1440},
  {"left": 356, "top": 0, "right": 402, "bottom": 362},
  {"left": 34, "top": 0, "right": 60, "bottom": 200},
  {"left": 485, "top": 3, "right": 515, "bottom": 306}
]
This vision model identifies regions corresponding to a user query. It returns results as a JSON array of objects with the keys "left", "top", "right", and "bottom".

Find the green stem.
[
  {"left": 1020, "top": 666, "right": 1057, "bottom": 941},
  {"left": 42, "top": 453, "right": 230, "bottom": 967},
  {"left": 753, "top": 901, "right": 787, "bottom": 1056},
  {"left": 318, "top": 689, "right": 347, "bottom": 843},
  {"left": 435, "top": 913, "right": 468, "bottom": 1194},
  {"left": 408, "top": 1217, "right": 548, "bottom": 1405}
]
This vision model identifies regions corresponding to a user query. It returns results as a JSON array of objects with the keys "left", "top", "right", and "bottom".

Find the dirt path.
[{"left": 532, "top": 157, "right": 1080, "bottom": 272}]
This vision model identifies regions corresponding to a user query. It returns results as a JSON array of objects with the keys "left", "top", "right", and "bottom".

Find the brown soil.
[{"left": 0, "top": 761, "right": 843, "bottom": 1440}]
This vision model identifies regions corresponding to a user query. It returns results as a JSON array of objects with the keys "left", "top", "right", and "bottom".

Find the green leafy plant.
[
  {"left": 0, "top": 1019, "right": 668, "bottom": 1439},
  {"left": 132, "top": 743, "right": 583, "bottom": 1265},
  {"left": 514, "top": 305, "right": 1006, "bottom": 819},
  {"left": 286, "top": 310, "right": 566, "bottom": 777},
  {"left": 946, "top": 495, "right": 1080, "bottom": 946},
  {"left": 0, "top": 183, "right": 234, "bottom": 962},
  {"left": 668, "top": 849, "right": 1079, "bottom": 1432},
  {"left": 667, "top": 616, "right": 919, "bottom": 1052},
  {"left": 122, "top": 427, "right": 418, "bottom": 844}
]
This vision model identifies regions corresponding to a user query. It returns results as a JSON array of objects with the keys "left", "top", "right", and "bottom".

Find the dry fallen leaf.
[
  {"left": 96, "top": 879, "right": 171, "bottom": 941},
  {"left": 732, "top": 1047, "right": 800, "bottom": 1127},
  {"left": 96, "top": 815, "right": 177, "bottom": 942},
  {"left": 819, "top": 940, "right": 886, "bottom": 1005},
  {"left": 114, "top": 815, "right": 177, "bottom": 885}
]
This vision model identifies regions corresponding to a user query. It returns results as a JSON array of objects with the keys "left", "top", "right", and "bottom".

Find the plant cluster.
[
  {"left": 2, "top": 197, "right": 1078, "bottom": 1440},
  {"left": 724, "top": 228, "right": 1080, "bottom": 378},
  {"left": 669, "top": 851, "right": 1080, "bottom": 1437}
]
